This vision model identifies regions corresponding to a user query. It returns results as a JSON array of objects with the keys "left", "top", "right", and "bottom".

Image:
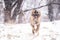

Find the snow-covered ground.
[{"left": 0, "top": 20, "right": 60, "bottom": 40}]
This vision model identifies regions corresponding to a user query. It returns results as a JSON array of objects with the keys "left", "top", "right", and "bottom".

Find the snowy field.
[{"left": 0, "top": 20, "right": 60, "bottom": 40}]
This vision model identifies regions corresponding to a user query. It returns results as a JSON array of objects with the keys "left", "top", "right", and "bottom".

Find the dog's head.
[{"left": 31, "top": 9, "right": 40, "bottom": 18}]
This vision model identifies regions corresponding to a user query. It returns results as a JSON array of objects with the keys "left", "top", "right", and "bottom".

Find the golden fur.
[{"left": 30, "top": 9, "right": 41, "bottom": 35}]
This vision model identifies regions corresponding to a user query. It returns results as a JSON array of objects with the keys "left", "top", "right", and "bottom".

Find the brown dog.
[{"left": 30, "top": 9, "right": 41, "bottom": 35}]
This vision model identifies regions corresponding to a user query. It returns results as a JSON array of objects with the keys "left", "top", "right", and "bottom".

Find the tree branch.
[{"left": 23, "top": 3, "right": 60, "bottom": 12}]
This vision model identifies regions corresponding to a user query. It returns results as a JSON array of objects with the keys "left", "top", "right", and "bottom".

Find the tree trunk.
[
  {"left": 48, "top": 4, "right": 54, "bottom": 21},
  {"left": 56, "top": 0, "right": 60, "bottom": 20},
  {"left": 4, "top": 0, "right": 12, "bottom": 23},
  {"left": 48, "top": 0, "right": 54, "bottom": 21},
  {"left": 4, "top": 0, "right": 23, "bottom": 23},
  {"left": 12, "top": 0, "right": 23, "bottom": 23}
]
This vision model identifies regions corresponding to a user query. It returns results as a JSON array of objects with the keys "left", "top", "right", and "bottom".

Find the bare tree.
[
  {"left": 47, "top": 0, "right": 54, "bottom": 21},
  {"left": 12, "top": 0, "right": 23, "bottom": 23},
  {"left": 56, "top": 0, "right": 60, "bottom": 20},
  {"left": 4, "top": 0, "right": 23, "bottom": 23},
  {"left": 18, "top": 10, "right": 24, "bottom": 23},
  {"left": 4, "top": 0, "right": 15, "bottom": 23}
]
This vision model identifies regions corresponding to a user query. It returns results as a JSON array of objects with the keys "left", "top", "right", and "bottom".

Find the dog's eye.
[
  {"left": 36, "top": 12, "right": 38, "bottom": 13},
  {"left": 34, "top": 11, "right": 38, "bottom": 13}
]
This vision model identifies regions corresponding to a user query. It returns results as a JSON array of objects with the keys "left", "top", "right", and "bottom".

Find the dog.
[{"left": 30, "top": 9, "right": 41, "bottom": 35}]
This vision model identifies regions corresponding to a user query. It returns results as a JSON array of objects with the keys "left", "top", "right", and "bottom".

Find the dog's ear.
[
  {"left": 34, "top": 10, "right": 38, "bottom": 13},
  {"left": 31, "top": 9, "right": 35, "bottom": 14},
  {"left": 37, "top": 10, "right": 41, "bottom": 16}
]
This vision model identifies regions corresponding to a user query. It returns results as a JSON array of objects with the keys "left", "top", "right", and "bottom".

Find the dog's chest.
[{"left": 33, "top": 17, "right": 38, "bottom": 24}]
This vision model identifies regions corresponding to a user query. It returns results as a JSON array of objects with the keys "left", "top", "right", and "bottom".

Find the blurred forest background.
[{"left": 0, "top": 0, "right": 60, "bottom": 23}]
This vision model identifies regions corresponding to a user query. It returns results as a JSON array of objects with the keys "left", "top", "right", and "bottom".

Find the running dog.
[{"left": 30, "top": 9, "right": 41, "bottom": 35}]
